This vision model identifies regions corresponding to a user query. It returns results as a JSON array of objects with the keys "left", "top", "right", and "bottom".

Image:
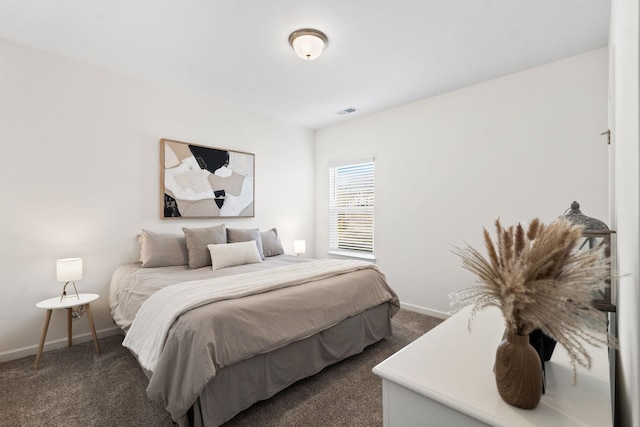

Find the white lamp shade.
[
  {"left": 293, "top": 240, "right": 306, "bottom": 254},
  {"left": 289, "top": 29, "right": 328, "bottom": 60},
  {"left": 56, "top": 258, "right": 83, "bottom": 282}
]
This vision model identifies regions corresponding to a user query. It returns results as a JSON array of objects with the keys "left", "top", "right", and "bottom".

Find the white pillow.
[{"left": 207, "top": 241, "right": 263, "bottom": 270}]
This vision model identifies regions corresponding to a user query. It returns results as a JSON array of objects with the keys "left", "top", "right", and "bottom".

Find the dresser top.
[{"left": 373, "top": 305, "right": 612, "bottom": 427}]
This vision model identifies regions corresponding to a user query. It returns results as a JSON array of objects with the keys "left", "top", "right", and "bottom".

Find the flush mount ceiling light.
[{"left": 288, "top": 28, "right": 328, "bottom": 60}]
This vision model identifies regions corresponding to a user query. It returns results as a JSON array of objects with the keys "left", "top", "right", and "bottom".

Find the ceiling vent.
[{"left": 336, "top": 107, "right": 358, "bottom": 116}]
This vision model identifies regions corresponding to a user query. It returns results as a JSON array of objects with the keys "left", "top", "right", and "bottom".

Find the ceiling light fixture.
[{"left": 288, "top": 28, "right": 328, "bottom": 60}]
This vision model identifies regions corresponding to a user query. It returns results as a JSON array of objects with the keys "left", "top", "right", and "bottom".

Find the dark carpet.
[{"left": 0, "top": 309, "right": 442, "bottom": 427}]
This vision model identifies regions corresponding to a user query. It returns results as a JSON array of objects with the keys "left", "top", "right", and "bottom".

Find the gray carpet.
[{"left": 0, "top": 309, "right": 442, "bottom": 427}]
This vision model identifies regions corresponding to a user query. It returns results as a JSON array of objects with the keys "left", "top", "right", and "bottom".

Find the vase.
[
  {"left": 494, "top": 333, "right": 543, "bottom": 409},
  {"left": 529, "top": 329, "right": 557, "bottom": 363},
  {"left": 529, "top": 328, "right": 557, "bottom": 393}
]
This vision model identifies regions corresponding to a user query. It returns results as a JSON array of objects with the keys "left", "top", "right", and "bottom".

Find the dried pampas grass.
[{"left": 451, "top": 218, "right": 616, "bottom": 379}]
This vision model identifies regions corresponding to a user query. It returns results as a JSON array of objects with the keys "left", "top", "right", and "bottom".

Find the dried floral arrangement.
[{"left": 451, "top": 218, "right": 616, "bottom": 378}]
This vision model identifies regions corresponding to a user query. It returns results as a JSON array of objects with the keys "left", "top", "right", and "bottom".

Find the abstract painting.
[{"left": 160, "top": 139, "right": 255, "bottom": 218}]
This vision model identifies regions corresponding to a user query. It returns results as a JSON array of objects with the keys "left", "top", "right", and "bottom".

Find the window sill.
[{"left": 328, "top": 250, "right": 376, "bottom": 261}]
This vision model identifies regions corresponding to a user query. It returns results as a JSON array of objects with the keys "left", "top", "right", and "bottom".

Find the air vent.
[{"left": 336, "top": 107, "right": 358, "bottom": 116}]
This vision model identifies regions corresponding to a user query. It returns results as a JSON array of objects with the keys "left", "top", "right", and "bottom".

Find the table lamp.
[
  {"left": 57, "top": 258, "right": 82, "bottom": 301},
  {"left": 293, "top": 240, "right": 306, "bottom": 257}
]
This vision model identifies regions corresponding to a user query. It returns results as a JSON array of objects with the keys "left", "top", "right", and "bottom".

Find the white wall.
[
  {"left": 0, "top": 38, "right": 315, "bottom": 360},
  {"left": 315, "top": 49, "right": 609, "bottom": 317},
  {"left": 610, "top": 0, "right": 640, "bottom": 425}
]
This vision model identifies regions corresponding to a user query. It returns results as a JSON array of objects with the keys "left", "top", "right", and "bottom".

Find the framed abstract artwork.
[{"left": 160, "top": 138, "right": 255, "bottom": 218}]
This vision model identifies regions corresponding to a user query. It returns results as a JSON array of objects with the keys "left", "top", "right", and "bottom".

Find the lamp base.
[{"left": 60, "top": 281, "right": 80, "bottom": 302}]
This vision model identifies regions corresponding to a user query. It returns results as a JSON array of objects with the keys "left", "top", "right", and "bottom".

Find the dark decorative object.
[
  {"left": 564, "top": 201, "right": 616, "bottom": 312},
  {"left": 495, "top": 333, "right": 543, "bottom": 409},
  {"left": 529, "top": 328, "right": 557, "bottom": 393},
  {"left": 160, "top": 139, "right": 255, "bottom": 218}
]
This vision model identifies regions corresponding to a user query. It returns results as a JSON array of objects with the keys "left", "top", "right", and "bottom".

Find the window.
[{"left": 329, "top": 159, "right": 375, "bottom": 258}]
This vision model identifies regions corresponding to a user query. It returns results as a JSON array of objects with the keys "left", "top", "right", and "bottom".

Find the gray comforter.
[{"left": 109, "top": 255, "right": 399, "bottom": 424}]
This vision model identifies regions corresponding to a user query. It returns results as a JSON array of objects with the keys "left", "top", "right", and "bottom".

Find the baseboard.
[
  {"left": 1, "top": 306, "right": 447, "bottom": 363},
  {"left": 400, "top": 302, "right": 450, "bottom": 320},
  {"left": 0, "top": 326, "right": 122, "bottom": 364}
]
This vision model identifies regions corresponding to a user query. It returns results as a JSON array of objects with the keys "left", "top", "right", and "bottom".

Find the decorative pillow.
[
  {"left": 261, "top": 228, "right": 284, "bottom": 257},
  {"left": 139, "top": 230, "right": 189, "bottom": 268},
  {"left": 226, "top": 228, "right": 265, "bottom": 259},
  {"left": 208, "top": 241, "right": 263, "bottom": 270},
  {"left": 182, "top": 224, "right": 227, "bottom": 269}
]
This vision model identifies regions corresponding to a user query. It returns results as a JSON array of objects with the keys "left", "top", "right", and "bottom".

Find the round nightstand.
[{"left": 34, "top": 293, "right": 101, "bottom": 369}]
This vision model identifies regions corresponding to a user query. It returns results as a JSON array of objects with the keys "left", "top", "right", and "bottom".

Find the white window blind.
[{"left": 329, "top": 160, "right": 375, "bottom": 255}]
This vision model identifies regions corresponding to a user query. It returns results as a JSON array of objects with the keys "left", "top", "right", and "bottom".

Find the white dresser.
[{"left": 372, "top": 306, "right": 612, "bottom": 427}]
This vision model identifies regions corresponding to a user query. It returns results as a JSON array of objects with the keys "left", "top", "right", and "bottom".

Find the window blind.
[{"left": 329, "top": 161, "right": 375, "bottom": 254}]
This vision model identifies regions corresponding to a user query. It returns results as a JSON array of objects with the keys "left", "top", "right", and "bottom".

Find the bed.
[{"left": 109, "top": 226, "right": 399, "bottom": 426}]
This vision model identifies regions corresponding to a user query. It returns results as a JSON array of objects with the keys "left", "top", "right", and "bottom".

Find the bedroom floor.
[{"left": 0, "top": 309, "right": 442, "bottom": 427}]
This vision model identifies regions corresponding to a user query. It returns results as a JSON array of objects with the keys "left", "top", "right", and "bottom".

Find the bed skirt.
[{"left": 182, "top": 302, "right": 393, "bottom": 426}]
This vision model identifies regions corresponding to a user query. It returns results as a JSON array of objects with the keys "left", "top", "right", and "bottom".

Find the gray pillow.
[
  {"left": 182, "top": 224, "right": 227, "bottom": 268},
  {"left": 226, "top": 228, "right": 265, "bottom": 259},
  {"left": 261, "top": 228, "right": 284, "bottom": 257},
  {"left": 139, "top": 230, "right": 189, "bottom": 268}
]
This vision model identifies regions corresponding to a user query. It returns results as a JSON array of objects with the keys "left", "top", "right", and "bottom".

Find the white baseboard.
[
  {"left": 1, "top": 306, "right": 448, "bottom": 364},
  {"left": 400, "top": 302, "right": 451, "bottom": 320},
  {"left": 0, "top": 326, "right": 122, "bottom": 364}
]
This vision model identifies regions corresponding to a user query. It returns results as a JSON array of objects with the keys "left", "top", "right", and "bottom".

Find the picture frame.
[{"left": 160, "top": 138, "right": 255, "bottom": 218}]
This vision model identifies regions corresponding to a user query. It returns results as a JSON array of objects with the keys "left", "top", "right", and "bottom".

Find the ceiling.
[{"left": 0, "top": 0, "right": 611, "bottom": 130}]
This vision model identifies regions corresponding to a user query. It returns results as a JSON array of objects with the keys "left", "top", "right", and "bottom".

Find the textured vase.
[{"left": 494, "top": 333, "right": 543, "bottom": 409}]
